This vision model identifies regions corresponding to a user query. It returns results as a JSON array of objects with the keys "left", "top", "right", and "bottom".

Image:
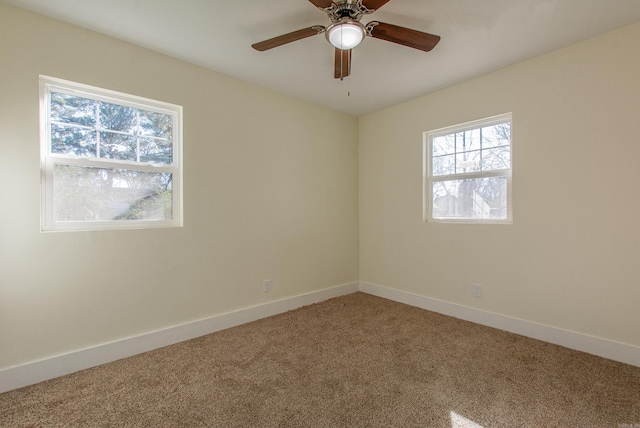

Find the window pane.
[
  {"left": 481, "top": 146, "right": 511, "bottom": 171},
  {"left": 432, "top": 154, "right": 455, "bottom": 176},
  {"left": 432, "top": 135, "right": 455, "bottom": 156},
  {"left": 99, "top": 102, "right": 136, "bottom": 133},
  {"left": 140, "top": 137, "right": 173, "bottom": 165},
  {"left": 50, "top": 92, "right": 96, "bottom": 127},
  {"left": 99, "top": 131, "right": 137, "bottom": 161},
  {"left": 455, "top": 150, "right": 481, "bottom": 174},
  {"left": 432, "top": 176, "right": 508, "bottom": 220},
  {"left": 139, "top": 111, "right": 173, "bottom": 139},
  {"left": 51, "top": 123, "right": 96, "bottom": 157},
  {"left": 482, "top": 122, "right": 510, "bottom": 148},
  {"left": 455, "top": 129, "right": 480, "bottom": 152},
  {"left": 53, "top": 164, "right": 173, "bottom": 222}
]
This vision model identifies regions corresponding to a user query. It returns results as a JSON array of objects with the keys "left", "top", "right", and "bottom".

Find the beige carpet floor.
[{"left": 1, "top": 292, "right": 639, "bottom": 427}]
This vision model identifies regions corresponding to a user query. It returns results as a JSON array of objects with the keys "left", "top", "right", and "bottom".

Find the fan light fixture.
[{"left": 326, "top": 20, "right": 366, "bottom": 50}]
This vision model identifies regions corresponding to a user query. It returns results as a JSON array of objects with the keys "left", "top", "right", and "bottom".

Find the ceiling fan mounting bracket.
[{"left": 320, "top": 0, "right": 374, "bottom": 23}]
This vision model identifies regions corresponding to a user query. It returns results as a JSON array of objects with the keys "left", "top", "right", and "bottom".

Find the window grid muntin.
[
  {"left": 431, "top": 121, "right": 511, "bottom": 177},
  {"left": 48, "top": 87, "right": 174, "bottom": 166}
]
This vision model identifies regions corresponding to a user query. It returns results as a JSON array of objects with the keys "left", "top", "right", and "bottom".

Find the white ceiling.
[{"left": 4, "top": 0, "right": 640, "bottom": 116}]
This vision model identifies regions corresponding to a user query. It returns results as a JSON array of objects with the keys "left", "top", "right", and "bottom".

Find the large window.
[
  {"left": 424, "top": 113, "right": 512, "bottom": 224},
  {"left": 40, "top": 76, "right": 183, "bottom": 231}
]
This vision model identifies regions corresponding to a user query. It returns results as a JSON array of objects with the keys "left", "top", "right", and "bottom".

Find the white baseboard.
[
  {"left": 0, "top": 282, "right": 359, "bottom": 394},
  {"left": 3, "top": 280, "right": 637, "bottom": 394},
  {"left": 359, "top": 281, "right": 640, "bottom": 368}
]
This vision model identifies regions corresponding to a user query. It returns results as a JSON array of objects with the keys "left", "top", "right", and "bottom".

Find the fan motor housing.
[{"left": 325, "top": 0, "right": 374, "bottom": 23}]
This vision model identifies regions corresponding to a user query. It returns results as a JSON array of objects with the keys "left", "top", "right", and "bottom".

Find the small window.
[
  {"left": 424, "top": 113, "right": 512, "bottom": 224},
  {"left": 40, "top": 76, "right": 183, "bottom": 231}
]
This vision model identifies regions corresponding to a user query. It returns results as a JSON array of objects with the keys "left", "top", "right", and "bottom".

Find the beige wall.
[
  {"left": 0, "top": 4, "right": 359, "bottom": 369},
  {"left": 359, "top": 23, "right": 640, "bottom": 347},
  {"left": 2, "top": 2, "right": 638, "bottom": 373}
]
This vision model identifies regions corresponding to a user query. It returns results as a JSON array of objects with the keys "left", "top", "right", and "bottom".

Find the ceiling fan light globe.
[{"left": 327, "top": 21, "right": 365, "bottom": 50}]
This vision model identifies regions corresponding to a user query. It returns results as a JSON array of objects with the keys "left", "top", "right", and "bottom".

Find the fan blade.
[
  {"left": 362, "top": 0, "right": 391, "bottom": 11},
  {"left": 368, "top": 21, "right": 440, "bottom": 52},
  {"left": 252, "top": 26, "right": 325, "bottom": 51},
  {"left": 334, "top": 48, "right": 352, "bottom": 79},
  {"left": 308, "top": 0, "right": 334, "bottom": 9}
]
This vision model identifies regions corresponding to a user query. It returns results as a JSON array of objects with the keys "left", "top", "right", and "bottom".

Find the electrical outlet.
[
  {"left": 263, "top": 279, "right": 272, "bottom": 293},
  {"left": 472, "top": 283, "right": 482, "bottom": 298}
]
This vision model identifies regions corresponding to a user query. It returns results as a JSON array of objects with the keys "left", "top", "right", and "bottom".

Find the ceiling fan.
[{"left": 252, "top": 0, "right": 441, "bottom": 79}]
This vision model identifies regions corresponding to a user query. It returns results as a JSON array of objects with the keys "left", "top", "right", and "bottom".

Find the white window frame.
[
  {"left": 423, "top": 113, "right": 512, "bottom": 224},
  {"left": 39, "top": 76, "right": 183, "bottom": 232}
]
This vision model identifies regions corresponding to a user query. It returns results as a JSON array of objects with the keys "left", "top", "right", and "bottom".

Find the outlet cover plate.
[{"left": 472, "top": 283, "right": 482, "bottom": 298}]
